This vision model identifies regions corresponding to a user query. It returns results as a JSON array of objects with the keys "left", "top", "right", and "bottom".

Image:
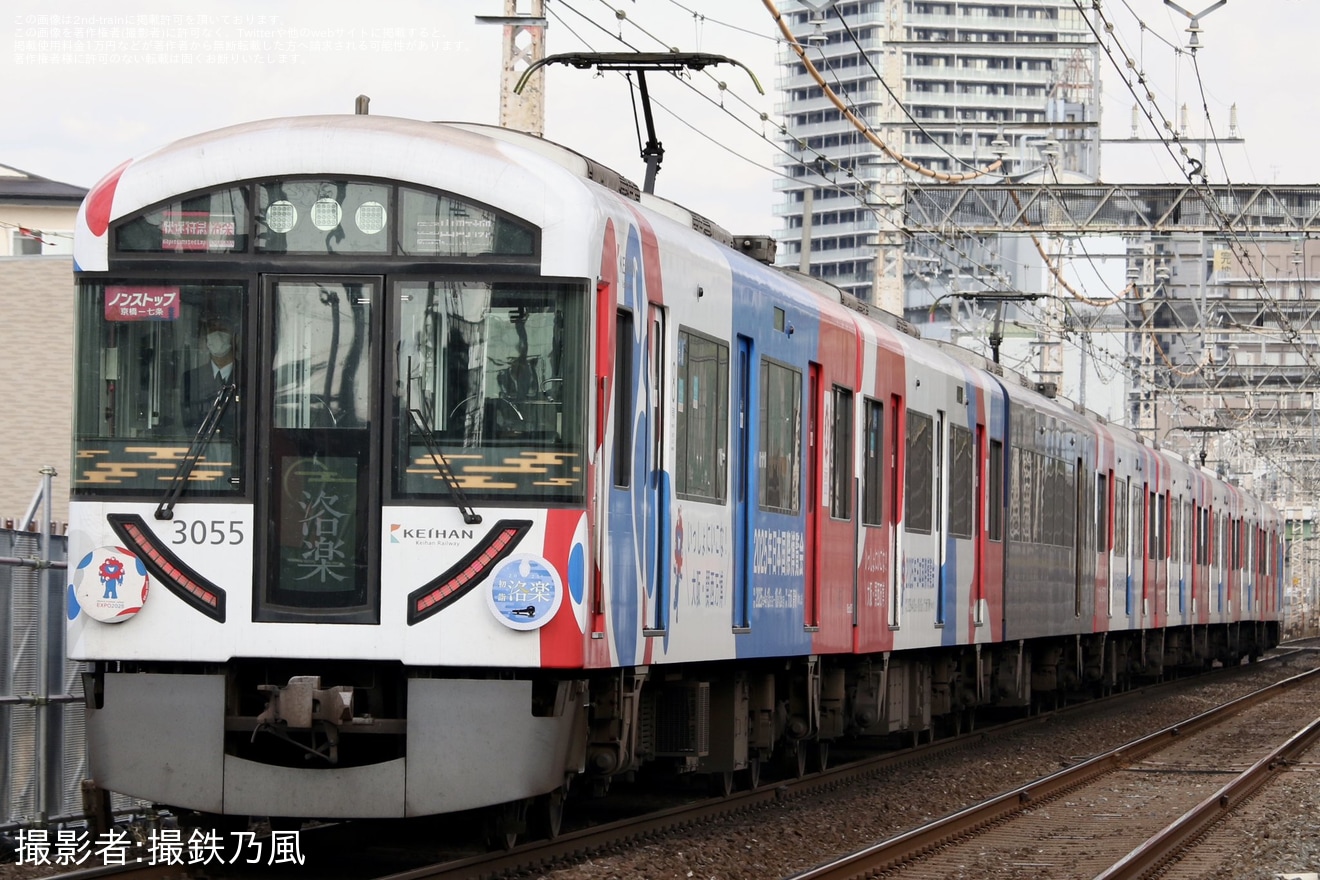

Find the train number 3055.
[{"left": 171, "top": 519, "right": 245, "bottom": 545}]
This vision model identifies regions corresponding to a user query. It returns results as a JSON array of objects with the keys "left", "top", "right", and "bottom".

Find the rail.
[
  {"left": 785, "top": 665, "right": 1320, "bottom": 880},
  {"left": 1097, "top": 710, "right": 1320, "bottom": 879}
]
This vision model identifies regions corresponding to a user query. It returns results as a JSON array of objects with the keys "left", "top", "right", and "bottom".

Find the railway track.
[
  {"left": 11, "top": 652, "right": 1317, "bottom": 880},
  {"left": 784, "top": 665, "right": 1320, "bottom": 880}
]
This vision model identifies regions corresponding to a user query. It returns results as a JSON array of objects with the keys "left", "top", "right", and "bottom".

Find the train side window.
[
  {"left": 862, "top": 398, "right": 884, "bottom": 525},
  {"left": 1064, "top": 459, "right": 1077, "bottom": 548},
  {"left": 1058, "top": 459, "right": 1072, "bottom": 547},
  {"left": 1161, "top": 492, "right": 1171, "bottom": 561},
  {"left": 1113, "top": 478, "right": 1128, "bottom": 556},
  {"left": 1138, "top": 486, "right": 1148, "bottom": 560},
  {"left": 830, "top": 386, "right": 854, "bottom": 519},
  {"left": 1148, "top": 489, "right": 1159, "bottom": 560},
  {"left": 1097, "top": 472, "right": 1110, "bottom": 551},
  {"left": 1028, "top": 452, "right": 1042, "bottom": 544},
  {"left": 675, "top": 328, "right": 729, "bottom": 502},
  {"left": 948, "top": 424, "right": 973, "bottom": 538},
  {"left": 1020, "top": 451, "right": 1039, "bottom": 544},
  {"left": 987, "top": 438, "right": 1003, "bottom": 541},
  {"left": 1008, "top": 447, "right": 1021, "bottom": 542},
  {"left": 904, "top": 410, "right": 933, "bottom": 534},
  {"left": 1170, "top": 497, "right": 1180, "bottom": 564},
  {"left": 1040, "top": 455, "right": 1051, "bottom": 545},
  {"left": 1188, "top": 501, "right": 1198, "bottom": 564},
  {"left": 758, "top": 359, "right": 801, "bottom": 514},
  {"left": 1233, "top": 519, "right": 1242, "bottom": 570},
  {"left": 1215, "top": 512, "right": 1224, "bottom": 582},
  {"left": 1198, "top": 506, "right": 1209, "bottom": 567},
  {"left": 614, "top": 310, "right": 634, "bottom": 488}
]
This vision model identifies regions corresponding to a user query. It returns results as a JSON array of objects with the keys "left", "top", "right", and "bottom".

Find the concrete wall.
[{"left": 0, "top": 258, "right": 73, "bottom": 525}]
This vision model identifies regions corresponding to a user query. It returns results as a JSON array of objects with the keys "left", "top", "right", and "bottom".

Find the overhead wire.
[
  {"left": 554, "top": 1, "right": 1226, "bottom": 437},
  {"left": 554, "top": 0, "right": 1015, "bottom": 291},
  {"left": 1078, "top": 0, "right": 1320, "bottom": 486},
  {"left": 760, "top": 0, "right": 1004, "bottom": 182},
  {"left": 1079, "top": 0, "right": 1320, "bottom": 385},
  {"left": 580, "top": 0, "right": 1125, "bottom": 317}
]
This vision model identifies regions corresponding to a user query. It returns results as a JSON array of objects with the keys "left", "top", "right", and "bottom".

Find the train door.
[
  {"left": 1191, "top": 502, "right": 1200, "bottom": 617},
  {"left": 1098, "top": 469, "right": 1112, "bottom": 620},
  {"left": 255, "top": 275, "right": 380, "bottom": 623},
  {"left": 1074, "top": 458, "right": 1085, "bottom": 619},
  {"left": 733, "top": 336, "right": 753, "bottom": 630},
  {"left": 889, "top": 397, "right": 903, "bottom": 629},
  {"left": 646, "top": 304, "right": 668, "bottom": 631},
  {"left": 1216, "top": 512, "right": 1225, "bottom": 616},
  {"left": 1138, "top": 483, "right": 1149, "bottom": 619},
  {"left": 1118, "top": 477, "right": 1131, "bottom": 618},
  {"left": 973, "top": 424, "right": 986, "bottom": 626},
  {"left": 934, "top": 410, "right": 947, "bottom": 626},
  {"left": 806, "top": 362, "right": 822, "bottom": 629}
]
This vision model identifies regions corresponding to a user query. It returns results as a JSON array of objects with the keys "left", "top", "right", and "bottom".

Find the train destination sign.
[
  {"left": 160, "top": 210, "right": 237, "bottom": 251},
  {"left": 104, "top": 285, "right": 180, "bottom": 321}
]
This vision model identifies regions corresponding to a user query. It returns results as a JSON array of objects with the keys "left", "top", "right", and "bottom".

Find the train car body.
[{"left": 67, "top": 116, "right": 1282, "bottom": 832}]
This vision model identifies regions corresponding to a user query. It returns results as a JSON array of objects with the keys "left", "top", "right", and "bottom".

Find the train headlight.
[
  {"left": 311, "top": 198, "right": 343, "bottom": 231},
  {"left": 266, "top": 200, "right": 297, "bottom": 234},
  {"left": 355, "top": 201, "right": 386, "bottom": 235}
]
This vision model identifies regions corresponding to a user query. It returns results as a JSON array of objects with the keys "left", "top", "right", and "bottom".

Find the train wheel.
[
  {"left": 709, "top": 770, "right": 735, "bottom": 798},
  {"left": 743, "top": 757, "right": 762, "bottom": 790},
  {"left": 486, "top": 799, "right": 528, "bottom": 851},
  {"left": 532, "top": 788, "right": 566, "bottom": 840}
]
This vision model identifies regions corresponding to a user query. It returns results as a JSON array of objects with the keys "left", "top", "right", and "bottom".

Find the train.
[{"left": 67, "top": 114, "right": 1282, "bottom": 842}]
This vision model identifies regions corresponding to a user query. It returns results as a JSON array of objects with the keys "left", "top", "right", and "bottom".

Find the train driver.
[{"left": 182, "top": 314, "right": 240, "bottom": 436}]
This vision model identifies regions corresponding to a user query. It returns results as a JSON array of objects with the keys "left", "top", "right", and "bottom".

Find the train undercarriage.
[{"left": 83, "top": 619, "right": 1278, "bottom": 847}]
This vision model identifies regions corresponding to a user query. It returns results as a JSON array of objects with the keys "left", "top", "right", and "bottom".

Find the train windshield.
[
  {"left": 71, "top": 281, "right": 247, "bottom": 497},
  {"left": 395, "top": 279, "right": 587, "bottom": 504}
]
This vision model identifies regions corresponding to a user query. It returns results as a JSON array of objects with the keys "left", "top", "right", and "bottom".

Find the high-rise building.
[{"left": 772, "top": 1, "right": 1098, "bottom": 318}]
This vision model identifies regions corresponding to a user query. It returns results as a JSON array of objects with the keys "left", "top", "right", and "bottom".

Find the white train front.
[{"left": 66, "top": 116, "right": 1282, "bottom": 834}]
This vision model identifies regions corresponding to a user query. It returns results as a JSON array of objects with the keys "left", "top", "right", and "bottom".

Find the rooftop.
[{"left": 0, "top": 163, "right": 87, "bottom": 206}]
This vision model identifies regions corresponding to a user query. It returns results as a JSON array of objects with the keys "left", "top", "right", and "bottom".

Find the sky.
[{"left": 5, "top": 1, "right": 1320, "bottom": 238}]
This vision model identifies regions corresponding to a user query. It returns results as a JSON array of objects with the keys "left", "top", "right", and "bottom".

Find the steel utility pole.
[{"left": 476, "top": 1, "right": 548, "bottom": 135}]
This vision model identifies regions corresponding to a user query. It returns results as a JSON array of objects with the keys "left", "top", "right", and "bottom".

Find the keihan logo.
[{"left": 391, "top": 524, "right": 475, "bottom": 543}]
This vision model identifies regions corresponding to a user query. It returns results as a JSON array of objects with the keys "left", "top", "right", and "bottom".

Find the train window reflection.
[
  {"left": 114, "top": 188, "right": 250, "bottom": 253},
  {"left": 72, "top": 281, "right": 247, "bottom": 496},
  {"left": 395, "top": 279, "right": 586, "bottom": 503},
  {"left": 256, "top": 180, "right": 390, "bottom": 254},
  {"left": 758, "top": 359, "right": 801, "bottom": 515},
  {"left": 397, "top": 188, "right": 535, "bottom": 256}
]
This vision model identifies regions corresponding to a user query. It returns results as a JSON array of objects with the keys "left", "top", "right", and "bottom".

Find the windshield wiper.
[
  {"left": 408, "top": 407, "right": 482, "bottom": 525},
  {"left": 156, "top": 384, "right": 237, "bottom": 520}
]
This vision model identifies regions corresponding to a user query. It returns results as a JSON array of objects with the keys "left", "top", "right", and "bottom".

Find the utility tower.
[{"left": 476, "top": 1, "right": 548, "bottom": 135}]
